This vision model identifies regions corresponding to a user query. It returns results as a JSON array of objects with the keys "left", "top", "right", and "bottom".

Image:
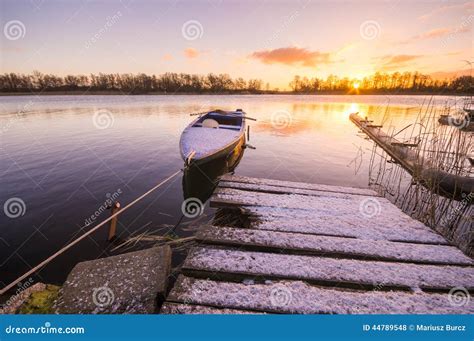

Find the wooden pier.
[{"left": 161, "top": 174, "right": 474, "bottom": 314}]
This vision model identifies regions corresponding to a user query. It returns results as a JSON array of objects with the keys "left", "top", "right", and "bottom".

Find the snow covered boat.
[
  {"left": 180, "top": 109, "right": 247, "bottom": 165},
  {"left": 463, "top": 99, "right": 474, "bottom": 117}
]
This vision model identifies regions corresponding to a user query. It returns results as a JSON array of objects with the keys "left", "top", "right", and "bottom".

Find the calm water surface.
[{"left": 0, "top": 94, "right": 455, "bottom": 287}]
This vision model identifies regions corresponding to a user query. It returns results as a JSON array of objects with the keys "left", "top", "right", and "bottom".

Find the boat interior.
[{"left": 193, "top": 111, "right": 243, "bottom": 131}]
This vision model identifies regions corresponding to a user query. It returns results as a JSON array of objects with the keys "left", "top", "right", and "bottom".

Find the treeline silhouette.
[
  {"left": 0, "top": 71, "right": 264, "bottom": 94},
  {"left": 290, "top": 72, "right": 473, "bottom": 94},
  {"left": 0, "top": 71, "right": 472, "bottom": 94}
]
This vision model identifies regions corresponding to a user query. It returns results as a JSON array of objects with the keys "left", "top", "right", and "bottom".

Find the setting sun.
[{"left": 353, "top": 82, "right": 360, "bottom": 89}]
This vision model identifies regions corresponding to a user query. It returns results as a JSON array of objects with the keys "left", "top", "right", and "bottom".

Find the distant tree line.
[
  {"left": 0, "top": 71, "right": 472, "bottom": 94},
  {"left": 0, "top": 71, "right": 264, "bottom": 94},
  {"left": 289, "top": 72, "right": 473, "bottom": 94}
]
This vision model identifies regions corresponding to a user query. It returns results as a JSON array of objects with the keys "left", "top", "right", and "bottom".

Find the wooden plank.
[
  {"left": 213, "top": 186, "right": 377, "bottom": 204},
  {"left": 244, "top": 207, "right": 448, "bottom": 245},
  {"left": 183, "top": 246, "right": 474, "bottom": 291},
  {"left": 168, "top": 276, "right": 474, "bottom": 314},
  {"left": 211, "top": 191, "right": 448, "bottom": 245},
  {"left": 246, "top": 205, "right": 434, "bottom": 231},
  {"left": 219, "top": 174, "right": 377, "bottom": 196},
  {"left": 160, "top": 302, "right": 262, "bottom": 314},
  {"left": 219, "top": 180, "right": 378, "bottom": 198},
  {"left": 212, "top": 187, "right": 412, "bottom": 218},
  {"left": 196, "top": 225, "right": 472, "bottom": 266},
  {"left": 250, "top": 219, "right": 448, "bottom": 245}
]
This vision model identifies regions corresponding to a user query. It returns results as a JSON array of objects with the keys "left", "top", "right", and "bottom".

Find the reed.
[{"left": 368, "top": 97, "right": 473, "bottom": 256}]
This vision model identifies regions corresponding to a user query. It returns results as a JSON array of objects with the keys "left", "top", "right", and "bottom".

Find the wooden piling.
[
  {"left": 108, "top": 202, "right": 121, "bottom": 241},
  {"left": 350, "top": 112, "right": 474, "bottom": 200}
]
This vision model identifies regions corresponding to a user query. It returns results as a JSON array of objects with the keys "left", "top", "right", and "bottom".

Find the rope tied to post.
[{"left": 0, "top": 169, "right": 182, "bottom": 295}]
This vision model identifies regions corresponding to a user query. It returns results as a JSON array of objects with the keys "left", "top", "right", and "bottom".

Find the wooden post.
[{"left": 108, "top": 201, "right": 121, "bottom": 241}]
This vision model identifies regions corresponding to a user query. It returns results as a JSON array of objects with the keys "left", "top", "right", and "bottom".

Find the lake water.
[{"left": 0, "top": 94, "right": 458, "bottom": 288}]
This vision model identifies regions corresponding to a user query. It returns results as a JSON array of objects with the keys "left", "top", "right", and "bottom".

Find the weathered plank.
[
  {"left": 165, "top": 175, "right": 474, "bottom": 314},
  {"left": 213, "top": 186, "right": 377, "bottom": 205},
  {"left": 219, "top": 174, "right": 377, "bottom": 197},
  {"left": 219, "top": 181, "right": 378, "bottom": 198},
  {"left": 168, "top": 276, "right": 474, "bottom": 314},
  {"left": 160, "top": 302, "right": 261, "bottom": 314},
  {"left": 196, "top": 225, "right": 472, "bottom": 265},
  {"left": 183, "top": 247, "right": 474, "bottom": 291},
  {"left": 244, "top": 205, "right": 431, "bottom": 231},
  {"left": 245, "top": 207, "right": 448, "bottom": 245},
  {"left": 212, "top": 188, "right": 418, "bottom": 220}
]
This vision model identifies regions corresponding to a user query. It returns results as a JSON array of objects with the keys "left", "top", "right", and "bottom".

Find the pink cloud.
[
  {"left": 184, "top": 48, "right": 199, "bottom": 59},
  {"left": 376, "top": 54, "right": 424, "bottom": 71},
  {"left": 161, "top": 53, "right": 173, "bottom": 61},
  {"left": 250, "top": 47, "right": 332, "bottom": 67}
]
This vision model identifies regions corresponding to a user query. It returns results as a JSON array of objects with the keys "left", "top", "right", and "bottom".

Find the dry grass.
[{"left": 368, "top": 97, "right": 473, "bottom": 256}]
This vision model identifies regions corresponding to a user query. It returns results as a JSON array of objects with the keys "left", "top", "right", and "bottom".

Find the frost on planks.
[
  {"left": 196, "top": 225, "right": 472, "bottom": 265},
  {"left": 183, "top": 247, "right": 474, "bottom": 291},
  {"left": 168, "top": 276, "right": 474, "bottom": 314}
]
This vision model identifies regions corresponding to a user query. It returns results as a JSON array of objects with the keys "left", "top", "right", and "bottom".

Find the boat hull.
[
  {"left": 179, "top": 110, "right": 246, "bottom": 166},
  {"left": 185, "top": 133, "right": 245, "bottom": 166}
]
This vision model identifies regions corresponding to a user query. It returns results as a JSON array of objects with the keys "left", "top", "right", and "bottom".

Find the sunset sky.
[{"left": 1, "top": 0, "right": 473, "bottom": 89}]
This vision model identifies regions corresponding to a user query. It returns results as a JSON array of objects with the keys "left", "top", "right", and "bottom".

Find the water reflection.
[
  {"left": 0, "top": 94, "right": 457, "bottom": 285},
  {"left": 182, "top": 140, "right": 245, "bottom": 203}
]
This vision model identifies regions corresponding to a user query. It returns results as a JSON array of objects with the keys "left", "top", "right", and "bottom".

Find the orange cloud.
[
  {"left": 416, "top": 28, "right": 452, "bottom": 39},
  {"left": 161, "top": 53, "right": 173, "bottom": 61},
  {"left": 376, "top": 54, "right": 424, "bottom": 71},
  {"left": 184, "top": 47, "right": 199, "bottom": 59},
  {"left": 250, "top": 47, "right": 332, "bottom": 67}
]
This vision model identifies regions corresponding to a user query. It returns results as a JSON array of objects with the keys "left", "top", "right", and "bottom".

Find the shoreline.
[{"left": 0, "top": 90, "right": 472, "bottom": 97}]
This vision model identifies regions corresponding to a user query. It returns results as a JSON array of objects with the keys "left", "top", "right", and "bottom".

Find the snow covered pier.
[{"left": 162, "top": 175, "right": 474, "bottom": 314}]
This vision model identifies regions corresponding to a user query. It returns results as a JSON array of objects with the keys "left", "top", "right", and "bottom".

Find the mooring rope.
[{"left": 0, "top": 169, "right": 182, "bottom": 295}]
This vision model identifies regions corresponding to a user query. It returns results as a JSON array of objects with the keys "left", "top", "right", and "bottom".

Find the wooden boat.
[
  {"left": 182, "top": 144, "right": 245, "bottom": 203},
  {"left": 180, "top": 109, "right": 247, "bottom": 165},
  {"left": 463, "top": 99, "right": 474, "bottom": 117},
  {"left": 438, "top": 113, "right": 473, "bottom": 131}
]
